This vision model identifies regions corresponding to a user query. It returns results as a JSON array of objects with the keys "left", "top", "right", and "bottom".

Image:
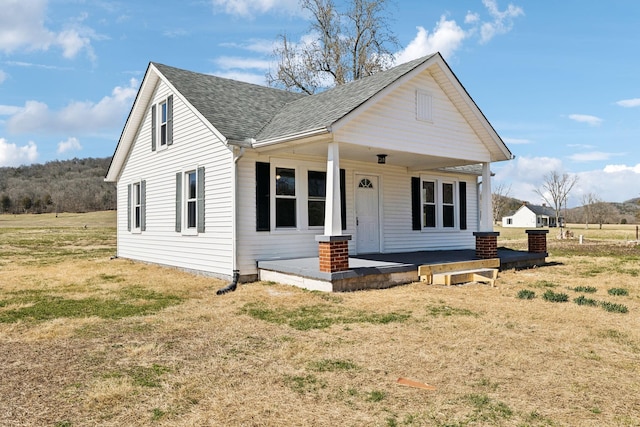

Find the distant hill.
[{"left": 0, "top": 157, "right": 115, "bottom": 214}]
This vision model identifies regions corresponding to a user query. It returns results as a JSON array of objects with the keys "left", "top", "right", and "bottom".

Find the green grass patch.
[
  {"left": 572, "top": 286, "right": 597, "bottom": 293},
  {"left": 0, "top": 286, "right": 183, "bottom": 323},
  {"left": 366, "top": 390, "right": 386, "bottom": 402},
  {"left": 463, "top": 393, "right": 513, "bottom": 423},
  {"left": 129, "top": 364, "right": 171, "bottom": 388},
  {"left": 607, "top": 288, "right": 629, "bottom": 296},
  {"left": 426, "top": 304, "right": 478, "bottom": 317},
  {"left": 283, "top": 374, "right": 325, "bottom": 394},
  {"left": 542, "top": 290, "right": 569, "bottom": 302},
  {"left": 574, "top": 295, "right": 598, "bottom": 307},
  {"left": 239, "top": 302, "right": 410, "bottom": 330},
  {"left": 517, "top": 289, "right": 536, "bottom": 300},
  {"left": 600, "top": 301, "right": 628, "bottom": 314}
]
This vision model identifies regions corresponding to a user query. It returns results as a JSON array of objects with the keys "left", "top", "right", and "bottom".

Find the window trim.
[
  {"left": 419, "top": 175, "right": 459, "bottom": 231},
  {"left": 268, "top": 159, "right": 330, "bottom": 233},
  {"left": 159, "top": 100, "right": 168, "bottom": 147},
  {"left": 128, "top": 180, "right": 145, "bottom": 234},
  {"left": 176, "top": 167, "right": 204, "bottom": 235}
]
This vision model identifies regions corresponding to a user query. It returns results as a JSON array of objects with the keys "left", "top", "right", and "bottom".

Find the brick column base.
[
  {"left": 526, "top": 229, "right": 549, "bottom": 253},
  {"left": 473, "top": 232, "right": 500, "bottom": 259},
  {"left": 316, "top": 235, "right": 352, "bottom": 273}
]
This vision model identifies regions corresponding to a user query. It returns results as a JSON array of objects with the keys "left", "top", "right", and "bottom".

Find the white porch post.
[
  {"left": 324, "top": 142, "right": 342, "bottom": 236},
  {"left": 481, "top": 162, "right": 492, "bottom": 232}
]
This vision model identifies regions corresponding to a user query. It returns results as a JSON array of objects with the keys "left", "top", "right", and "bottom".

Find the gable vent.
[{"left": 416, "top": 90, "right": 433, "bottom": 122}]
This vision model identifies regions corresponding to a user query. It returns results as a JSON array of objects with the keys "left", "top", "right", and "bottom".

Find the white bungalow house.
[
  {"left": 502, "top": 203, "right": 562, "bottom": 228},
  {"left": 105, "top": 53, "right": 514, "bottom": 286}
]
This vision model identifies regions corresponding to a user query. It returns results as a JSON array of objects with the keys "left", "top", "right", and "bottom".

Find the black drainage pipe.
[{"left": 216, "top": 270, "right": 239, "bottom": 295}]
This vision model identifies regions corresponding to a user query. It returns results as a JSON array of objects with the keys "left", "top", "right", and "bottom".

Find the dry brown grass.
[{"left": 1, "top": 213, "right": 640, "bottom": 426}]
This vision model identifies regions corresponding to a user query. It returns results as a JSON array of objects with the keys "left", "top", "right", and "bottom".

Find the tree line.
[{"left": 0, "top": 157, "right": 115, "bottom": 214}]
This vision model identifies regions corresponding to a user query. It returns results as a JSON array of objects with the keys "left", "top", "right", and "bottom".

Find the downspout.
[{"left": 217, "top": 145, "right": 245, "bottom": 295}]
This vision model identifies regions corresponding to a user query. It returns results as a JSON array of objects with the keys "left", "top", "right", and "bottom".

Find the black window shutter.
[
  {"left": 256, "top": 162, "right": 270, "bottom": 231},
  {"left": 127, "top": 184, "right": 132, "bottom": 231},
  {"left": 340, "top": 169, "right": 346, "bottom": 231},
  {"left": 167, "top": 95, "right": 174, "bottom": 146},
  {"left": 140, "top": 180, "right": 146, "bottom": 232},
  {"left": 175, "top": 173, "right": 182, "bottom": 232},
  {"left": 197, "top": 166, "right": 205, "bottom": 233},
  {"left": 459, "top": 181, "right": 467, "bottom": 230},
  {"left": 151, "top": 104, "right": 156, "bottom": 151},
  {"left": 411, "top": 177, "right": 421, "bottom": 230}
]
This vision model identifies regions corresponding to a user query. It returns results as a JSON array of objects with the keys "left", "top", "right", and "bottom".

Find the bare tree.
[
  {"left": 581, "top": 192, "right": 599, "bottom": 229},
  {"left": 592, "top": 201, "right": 617, "bottom": 229},
  {"left": 492, "top": 182, "right": 512, "bottom": 224},
  {"left": 534, "top": 171, "right": 578, "bottom": 229},
  {"left": 267, "top": 0, "right": 398, "bottom": 94}
]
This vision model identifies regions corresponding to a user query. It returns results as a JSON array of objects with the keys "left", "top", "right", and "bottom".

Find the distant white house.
[{"left": 502, "top": 203, "right": 562, "bottom": 228}]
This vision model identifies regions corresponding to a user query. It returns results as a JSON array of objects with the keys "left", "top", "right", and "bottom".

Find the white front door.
[{"left": 355, "top": 174, "right": 380, "bottom": 253}]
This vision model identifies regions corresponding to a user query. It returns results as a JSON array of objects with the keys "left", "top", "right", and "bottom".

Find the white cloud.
[
  {"left": 478, "top": 0, "right": 524, "bottom": 44},
  {"left": 57, "top": 137, "right": 82, "bottom": 154},
  {"left": 211, "top": 0, "right": 300, "bottom": 17},
  {"left": 395, "top": 18, "right": 467, "bottom": 63},
  {"left": 569, "top": 151, "right": 624, "bottom": 162},
  {"left": 0, "top": 0, "right": 96, "bottom": 59},
  {"left": 0, "top": 105, "right": 21, "bottom": 115},
  {"left": 603, "top": 163, "right": 640, "bottom": 173},
  {"left": 212, "top": 70, "right": 268, "bottom": 85},
  {"left": 616, "top": 98, "right": 640, "bottom": 108},
  {"left": 7, "top": 78, "right": 138, "bottom": 134},
  {"left": 568, "top": 114, "right": 603, "bottom": 126},
  {"left": 0, "top": 138, "right": 38, "bottom": 167}
]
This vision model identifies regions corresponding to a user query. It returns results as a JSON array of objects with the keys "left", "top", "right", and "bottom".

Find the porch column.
[
  {"left": 480, "top": 162, "right": 493, "bottom": 232},
  {"left": 316, "top": 142, "right": 352, "bottom": 273},
  {"left": 324, "top": 142, "right": 342, "bottom": 236}
]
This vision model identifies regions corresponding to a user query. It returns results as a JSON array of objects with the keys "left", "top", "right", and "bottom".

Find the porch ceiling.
[{"left": 254, "top": 139, "right": 482, "bottom": 172}]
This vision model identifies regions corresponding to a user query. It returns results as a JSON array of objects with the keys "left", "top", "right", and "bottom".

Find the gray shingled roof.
[
  {"left": 527, "top": 204, "right": 557, "bottom": 217},
  {"left": 153, "top": 54, "right": 436, "bottom": 143},
  {"left": 152, "top": 63, "right": 306, "bottom": 143}
]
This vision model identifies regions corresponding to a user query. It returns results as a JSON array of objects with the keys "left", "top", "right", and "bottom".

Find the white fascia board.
[{"left": 252, "top": 127, "right": 330, "bottom": 148}]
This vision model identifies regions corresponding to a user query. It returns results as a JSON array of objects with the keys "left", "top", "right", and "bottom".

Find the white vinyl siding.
[
  {"left": 116, "top": 80, "right": 233, "bottom": 279},
  {"left": 335, "top": 71, "right": 491, "bottom": 164},
  {"left": 236, "top": 152, "right": 477, "bottom": 277}
]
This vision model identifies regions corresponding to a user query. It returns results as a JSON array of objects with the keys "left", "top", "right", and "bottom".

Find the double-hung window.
[
  {"left": 133, "top": 182, "right": 142, "bottom": 230},
  {"left": 127, "top": 180, "right": 145, "bottom": 233},
  {"left": 160, "top": 101, "right": 168, "bottom": 147},
  {"left": 420, "top": 177, "right": 457, "bottom": 230},
  {"left": 176, "top": 167, "right": 204, "bottom": 234},
  {"left": 307, "top": 171, "right": 326, "bottom": 227},
  {"left": 275, "top": 167, "right": 296, "bottom": 228},
  {"left": 186, "top": 170, "right": 197, "bottom": 229}
]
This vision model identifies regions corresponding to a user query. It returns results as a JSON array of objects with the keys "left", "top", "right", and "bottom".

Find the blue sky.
[{"left": 0, "top": 0, "right": 638, "bottom": 205}]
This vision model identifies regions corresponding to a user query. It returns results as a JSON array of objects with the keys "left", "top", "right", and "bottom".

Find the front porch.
[{"left": 258, "top": 248, "right": 546, "bottom": 292}]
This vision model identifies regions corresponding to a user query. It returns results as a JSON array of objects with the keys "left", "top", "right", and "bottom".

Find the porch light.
[{"left": 377, "top": 154, "right": 387, "bottom": 164}]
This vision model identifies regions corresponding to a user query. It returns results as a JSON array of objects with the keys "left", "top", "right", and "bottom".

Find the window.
[
  {"left": 275, "top": 167, "right": 296, "bottom": 228},
  {"left": 151, "top": 95, "right": 173, "bottom": 151},
  {"left": 175, "top": 167, "right": 204, "bottom": 234},
  {"left": 186, "top": 170, "right": 197, "bottom": 229},
  {"left": 420, "top": 177, "right": 457, "bottom": 230},
  {"left": 160, "top": 101, "right": 168, "bottom": 146},
  {"left": 133, "top": 182, "right": 142, "bottom": 230},
  {"left": 422, "top": 181, "right": 436, "bottom": 228},
  {"left": 307, "top": 171, "right": 326, "bottom": 227},
  {"left": 127, "top": 180, "right": 145, "bottom": 233}
]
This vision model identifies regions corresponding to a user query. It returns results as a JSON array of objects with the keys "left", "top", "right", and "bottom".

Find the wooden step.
[{"left": 418, "top": 258, "right": 500, "bottom": 287}]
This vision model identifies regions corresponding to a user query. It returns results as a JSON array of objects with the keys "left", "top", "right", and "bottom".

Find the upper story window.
[
  {"left": 160, "top": 101, "right": 168, "bottom": 147},
  {"left": 151, "top": 95, "right": 173, "bottom": 151}
]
